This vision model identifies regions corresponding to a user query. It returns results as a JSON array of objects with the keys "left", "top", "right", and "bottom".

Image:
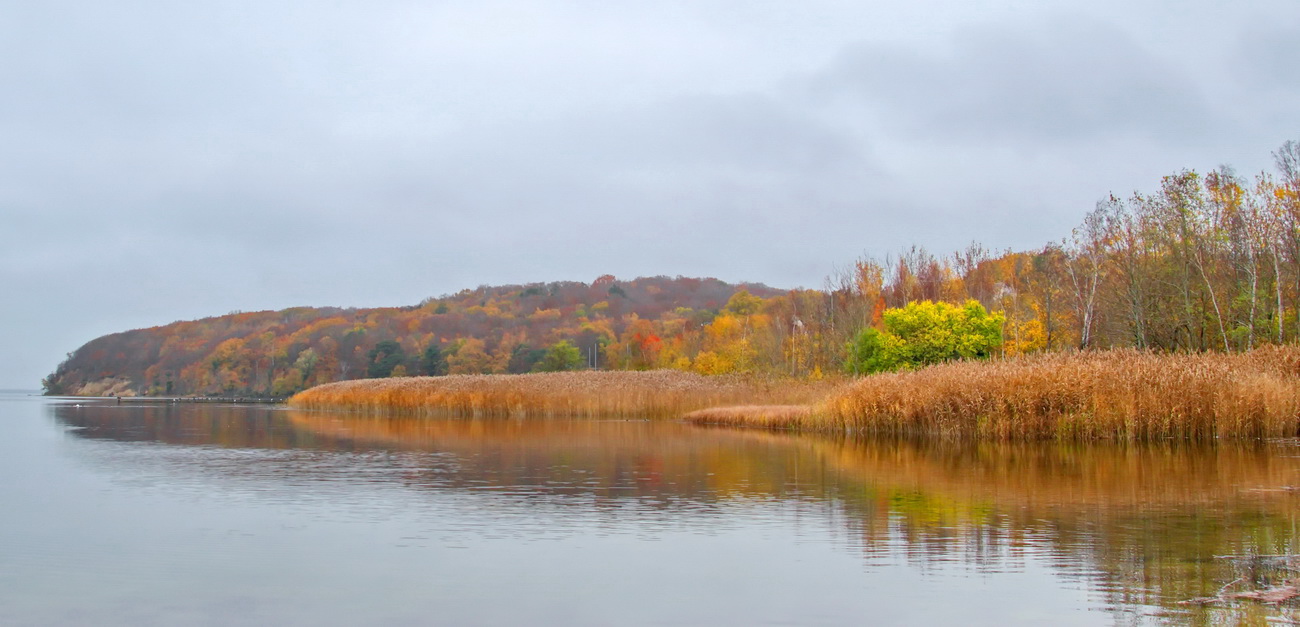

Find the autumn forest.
[{"left": 43, "top": 140, "right": 1300, "bottom": 398}]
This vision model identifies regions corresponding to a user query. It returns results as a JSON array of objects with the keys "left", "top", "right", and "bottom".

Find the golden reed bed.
[
  {"left": 792, "top": 346, "right": 1300, "bottom": 440},
  {"left": 288, "top": 369, "right": 834, "bottom": 419},
  {"left": 293, "top": 347, "right": 1300, "bottom": 440}
]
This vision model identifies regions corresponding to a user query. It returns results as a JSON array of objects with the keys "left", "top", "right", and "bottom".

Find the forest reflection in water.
[{"left": 53, "top": 401, "right": 1300, "bottom": 624}]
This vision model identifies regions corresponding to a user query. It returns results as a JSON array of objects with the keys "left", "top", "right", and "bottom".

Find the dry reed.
[
  {"left": 291, "top": 347, "right": 1300, "bottom": 439},
  {"left": 683, "top": 405, "right": 812, "bottom": 429},
  {"left": 288, "top": 370, "right": 834, "bottom": 419},
  {"left": 815, "top": 346, "right": 1300, "bottom": 440}
]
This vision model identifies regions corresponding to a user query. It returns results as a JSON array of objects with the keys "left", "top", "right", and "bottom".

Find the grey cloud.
[
  {"left": 817, "top": 18, "right": 1218, "bottom": 144},
  {"left": 1233, "top": 25, "right": 1300, "bottom": 95},
  {"left": 558, "top": 94, "right": 863, "bottom": 174},
  {"left": 1225, "top": 26, "right": 1300, "bottom": 149},
  {"left": 479, "top": 93, "right": 870, "bottom": 203},
  {"left": 352, "top": 91, "right": 879, "bottom": 244}
]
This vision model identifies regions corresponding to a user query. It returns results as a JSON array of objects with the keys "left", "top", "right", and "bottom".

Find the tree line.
[{"left": 43, "top": 140, "right": 1300, "bottom": 396}]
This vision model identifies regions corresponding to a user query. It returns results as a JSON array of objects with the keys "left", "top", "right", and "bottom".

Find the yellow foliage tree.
[{"left": 448, "top": 338, "right": 493, "bottom": 374}]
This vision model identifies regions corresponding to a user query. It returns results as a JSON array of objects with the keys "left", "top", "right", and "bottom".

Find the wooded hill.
[{"left": 43, "top": 276, "right": 787, "bottom": 397}]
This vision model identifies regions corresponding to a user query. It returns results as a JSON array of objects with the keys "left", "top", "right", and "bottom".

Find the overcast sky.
[{"left": 3, "top": 0, "right": 1298, "bottom": 388}]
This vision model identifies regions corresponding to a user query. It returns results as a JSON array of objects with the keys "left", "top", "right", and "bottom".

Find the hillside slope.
[{"left": 44, "top": 276, "right": 784, "bottom": 397}]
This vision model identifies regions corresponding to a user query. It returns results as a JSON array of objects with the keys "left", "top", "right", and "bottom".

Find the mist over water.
[{"left": 3, "top": 393, "right": 1298, "bottom": 625}]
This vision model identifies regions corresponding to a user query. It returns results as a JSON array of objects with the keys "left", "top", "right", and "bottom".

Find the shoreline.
[
  {"left": 288, "top": 346, "right": 1300, "bottom": 441},
  {"left": 288, "top": 369, "right": 839, "bottom": 420}
]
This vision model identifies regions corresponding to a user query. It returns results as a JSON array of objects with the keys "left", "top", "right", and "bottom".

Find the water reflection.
[{"left": 51, "top": 401, "right": 1300, "bottom": 623}]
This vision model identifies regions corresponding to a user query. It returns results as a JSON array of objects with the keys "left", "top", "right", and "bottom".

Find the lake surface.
[{"left": 3, "top": 392, "right": 1300, "bottom": 625}]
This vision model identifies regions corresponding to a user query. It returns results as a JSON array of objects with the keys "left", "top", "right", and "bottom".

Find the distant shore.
[
  {"left": 113, "top": 396, "right": 286, "bottom": 404},
  {"left": 45, "top": 395, "right": 286, "bottom": 404}
]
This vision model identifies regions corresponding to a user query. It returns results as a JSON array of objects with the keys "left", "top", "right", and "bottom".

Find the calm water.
[{"left": 3, "top": 392, "right": 1300, "bottom": 625}]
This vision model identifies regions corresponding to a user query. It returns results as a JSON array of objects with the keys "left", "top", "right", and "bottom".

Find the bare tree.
[{"left": 1066, "top": 201, "right": 1111, "bottom": 349}]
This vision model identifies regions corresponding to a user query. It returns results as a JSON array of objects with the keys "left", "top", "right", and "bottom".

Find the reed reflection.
[{"left": 52, "top": 401, "right": 1300, "bottom": 622}]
